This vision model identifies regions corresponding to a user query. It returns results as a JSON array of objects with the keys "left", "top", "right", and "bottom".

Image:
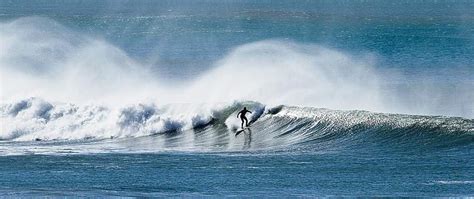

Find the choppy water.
[{"left": 1, "top": 0, "right": 473, "bottom": 197}]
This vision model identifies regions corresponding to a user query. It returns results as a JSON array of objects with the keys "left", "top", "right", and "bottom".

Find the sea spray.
[{"left": 1, "top": 17, "right": 472, "bottom": 118}]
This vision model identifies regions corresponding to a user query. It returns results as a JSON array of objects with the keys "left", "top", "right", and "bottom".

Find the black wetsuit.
[{"left": 237, "top": 109, "right": 252, "bottom": 128}]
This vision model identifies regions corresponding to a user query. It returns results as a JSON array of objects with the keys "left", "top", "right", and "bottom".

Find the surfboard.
[{"left": 235, "top": 126, "right": 250, "bottom": 136}]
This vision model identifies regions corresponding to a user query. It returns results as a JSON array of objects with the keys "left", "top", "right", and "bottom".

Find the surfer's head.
[{"left": 243, "top": 107, "right": 247, "bottom": 110}]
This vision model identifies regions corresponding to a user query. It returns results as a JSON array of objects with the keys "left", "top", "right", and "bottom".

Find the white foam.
[
  {"left": 434, "top": 180, "right": 474, "bottom": 185},
  {"left": 0, "top": 98, "right": 226, "bottom": 141}
]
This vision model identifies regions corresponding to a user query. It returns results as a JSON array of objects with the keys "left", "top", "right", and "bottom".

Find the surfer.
[{"left": 237, "top": 107, "right": 252, "bottom": 128}]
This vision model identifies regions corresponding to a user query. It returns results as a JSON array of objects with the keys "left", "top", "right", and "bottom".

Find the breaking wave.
[
  {"left": 0, "top": 98, "right": 261, "bottom": 141},
  {"left": 1, "top": 17, "right": 473, "bottom": 155},
  {"left": 1, "top": 98, "right": 472, "bottom": 154}
]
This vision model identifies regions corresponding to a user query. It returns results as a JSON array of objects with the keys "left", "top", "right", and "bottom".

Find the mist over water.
[
  {"left": 1, "top": 17, "right": 472, "bottom": 118},
  {"left": 0, "top": 17, "right": 158, "bottom": 104}
]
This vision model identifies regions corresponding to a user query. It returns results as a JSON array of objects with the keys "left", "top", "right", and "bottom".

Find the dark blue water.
[
  {"left": 1, "top": 0, "right": 473, "bottom": 197},
  {"left": 1, "top": 149, "right": 473, "bottom": 197}
]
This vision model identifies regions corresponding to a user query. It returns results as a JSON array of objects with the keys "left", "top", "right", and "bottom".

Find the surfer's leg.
[
  {"left": 244, "top": 117, "right": 249, "bottom": 127},
  {"left": 241, "top": 118, "right": 244, "bottom": 128}
]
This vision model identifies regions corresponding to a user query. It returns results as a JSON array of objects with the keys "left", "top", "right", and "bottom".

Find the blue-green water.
[
  {"left": 1, "top": 150, "right": 473, "bottom": 197},
  {"left": 0, "top": 0, "right": 473, "bottom": 197}
]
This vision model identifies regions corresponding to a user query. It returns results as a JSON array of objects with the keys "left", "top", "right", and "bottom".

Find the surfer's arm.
[{"left": 237, "top": 112, "right": 240, "bottom": 118}]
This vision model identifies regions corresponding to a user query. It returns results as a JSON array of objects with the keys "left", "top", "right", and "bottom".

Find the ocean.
[{"left": 0, "top": 0, "right": 473, "bottom": 197}]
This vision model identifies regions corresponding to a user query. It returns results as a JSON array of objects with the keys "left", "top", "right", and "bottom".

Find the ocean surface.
[{"left": 0, "top": 0, "right": 473, "bottom": 197}]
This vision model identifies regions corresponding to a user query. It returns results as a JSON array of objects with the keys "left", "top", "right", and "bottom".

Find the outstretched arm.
[{"left": 237, "top": 112, "right": 240, "bottom": 118}]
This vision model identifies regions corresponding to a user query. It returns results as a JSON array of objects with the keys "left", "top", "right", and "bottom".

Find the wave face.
[{"left": 1, "top": 98, "right": 472, "bottom": 155}]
